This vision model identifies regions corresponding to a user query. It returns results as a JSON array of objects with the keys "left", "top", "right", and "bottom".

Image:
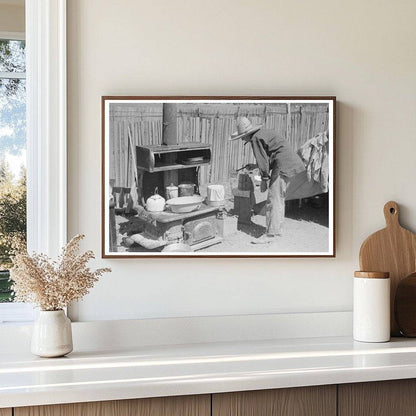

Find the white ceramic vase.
[{"left": 31, "top": 310, "right": 73, "bottom": 358}]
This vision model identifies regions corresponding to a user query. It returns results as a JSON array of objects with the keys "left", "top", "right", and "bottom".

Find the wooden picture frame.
[{"left": 102, "top": 96, "right": 336, "bottom": 258}]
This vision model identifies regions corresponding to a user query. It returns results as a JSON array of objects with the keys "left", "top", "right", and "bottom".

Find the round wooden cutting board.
[{"left": 359, "top": 201, "right": 416, "bottom": 336}]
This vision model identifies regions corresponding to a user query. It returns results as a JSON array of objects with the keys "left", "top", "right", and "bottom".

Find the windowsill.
[{"left": 0, "top": 302, "right": 35, "bottom": 324}]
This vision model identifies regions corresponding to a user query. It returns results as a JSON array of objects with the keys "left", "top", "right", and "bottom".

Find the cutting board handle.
[{"left": 384, "top": 201, "right": 400, "bottom": 228}]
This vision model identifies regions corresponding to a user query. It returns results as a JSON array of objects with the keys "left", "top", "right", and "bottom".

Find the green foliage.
[
  {"left": 0, "top": 270, "right": 12, "bottom": 302},
  {"left": 0, "top": 39, "right": 25, "bottom": 99},
  {"left": 0, "top": 159, "right": 26, "bottom": 271},
  {"left": 0, "top": 39, "right": 25, "bottom": 73}
]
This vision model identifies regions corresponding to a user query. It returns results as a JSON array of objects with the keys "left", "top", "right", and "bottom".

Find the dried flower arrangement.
[{"left": 10, "top": 234, "right": 111, "bottom": 311}]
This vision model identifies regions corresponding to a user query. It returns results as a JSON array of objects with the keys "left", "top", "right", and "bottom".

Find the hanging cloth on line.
[{"left": 297, "top": 131, "right": 329, "bottom": 193}]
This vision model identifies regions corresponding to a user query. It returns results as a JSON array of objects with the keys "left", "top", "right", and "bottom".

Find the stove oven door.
[{"left": 183, "top": 215, "right": 217, "bottom": 246}]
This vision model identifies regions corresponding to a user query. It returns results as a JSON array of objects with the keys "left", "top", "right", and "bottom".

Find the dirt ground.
[
  {"left": 204, "top": 198, "right": 328, "bottom": 253},
  {"left": 114, "top": 195, "right": 329, "bottom": 254}
]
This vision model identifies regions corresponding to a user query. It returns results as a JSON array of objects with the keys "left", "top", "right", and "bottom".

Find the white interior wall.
[{"left": 67, "top": 0, "right": 416, "bottom": 322}]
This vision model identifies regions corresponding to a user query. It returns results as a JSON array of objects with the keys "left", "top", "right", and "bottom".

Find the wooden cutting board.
[{"left": 359, "top": 201, "right": 416, "bottom": 335}]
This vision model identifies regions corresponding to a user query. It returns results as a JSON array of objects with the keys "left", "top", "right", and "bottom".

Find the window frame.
[
  {"left": 0, "top": 0, "right": 67, "bottom": 323},
  {"left": 0, "top": 31, "right": 24, "bottom": 41}
]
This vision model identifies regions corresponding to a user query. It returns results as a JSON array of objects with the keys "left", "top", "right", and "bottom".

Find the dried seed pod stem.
[{"left": 10, "top": 235, "right": 111, "bottom": 310}]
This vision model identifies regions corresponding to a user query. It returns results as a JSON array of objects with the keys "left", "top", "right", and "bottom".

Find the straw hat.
[{"left": 229, "top": 117, "right": 262, "bottom": 141}]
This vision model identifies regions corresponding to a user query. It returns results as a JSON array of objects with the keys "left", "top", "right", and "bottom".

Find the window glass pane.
[
  {"left": 0, "top": 45, "right": 26, "bottom": 303},
  {"left": 0, "top": 39, "right": 26, "bottom": 73},
  {"left": 0, "top": 78, "right": 26, "bottom": 154}
]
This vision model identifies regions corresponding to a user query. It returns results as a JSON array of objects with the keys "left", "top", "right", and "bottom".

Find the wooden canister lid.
[{"left": 354, "top": 271, "right": 390, "bottom": 279}]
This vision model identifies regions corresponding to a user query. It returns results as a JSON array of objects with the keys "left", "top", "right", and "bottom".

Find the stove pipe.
[
  {"left": 162, "top": 103, "right": 177, "bottom": 146},
  {"left": 162, "top": 103, "right": 178, "bottom": 187}
]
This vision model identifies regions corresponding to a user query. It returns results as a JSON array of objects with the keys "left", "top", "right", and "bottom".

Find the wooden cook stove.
[{"left": 135, "top": 141, "right": 222, "bottom": 250}]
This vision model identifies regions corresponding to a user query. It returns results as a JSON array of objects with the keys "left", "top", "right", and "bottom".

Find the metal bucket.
[{"left": 178, "top": 183, "right": 195, "bottom": 197}]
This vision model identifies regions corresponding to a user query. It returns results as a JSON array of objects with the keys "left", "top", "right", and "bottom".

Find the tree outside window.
[{"left": 0, "top": 38, "right": 26, "bottom": 302}]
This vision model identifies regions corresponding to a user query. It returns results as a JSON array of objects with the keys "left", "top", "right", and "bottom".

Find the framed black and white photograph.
[{"left": 102, "top": 96, "right": 335, "bottom": 258}]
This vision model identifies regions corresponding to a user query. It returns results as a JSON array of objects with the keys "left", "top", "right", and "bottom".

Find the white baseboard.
[{"left": 0, "top": 311, "right": 352, "bottom": 353}]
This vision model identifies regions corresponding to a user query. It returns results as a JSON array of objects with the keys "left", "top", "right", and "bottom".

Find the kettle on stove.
[{"left": 146, "top": 187, "right": 166, "bottom": 212}]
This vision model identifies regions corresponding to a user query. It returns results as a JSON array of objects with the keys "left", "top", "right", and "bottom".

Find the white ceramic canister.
[
  {"left": 353, "top": 271, "right": 390, "bottom": 343},
  {"left": 166, "top": 184, "right": 178, "bottom": 200}
]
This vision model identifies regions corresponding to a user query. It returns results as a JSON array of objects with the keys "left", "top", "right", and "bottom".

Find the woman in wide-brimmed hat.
[{"left": 230, "top": 117, "right": 305, "bottom": 243}]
